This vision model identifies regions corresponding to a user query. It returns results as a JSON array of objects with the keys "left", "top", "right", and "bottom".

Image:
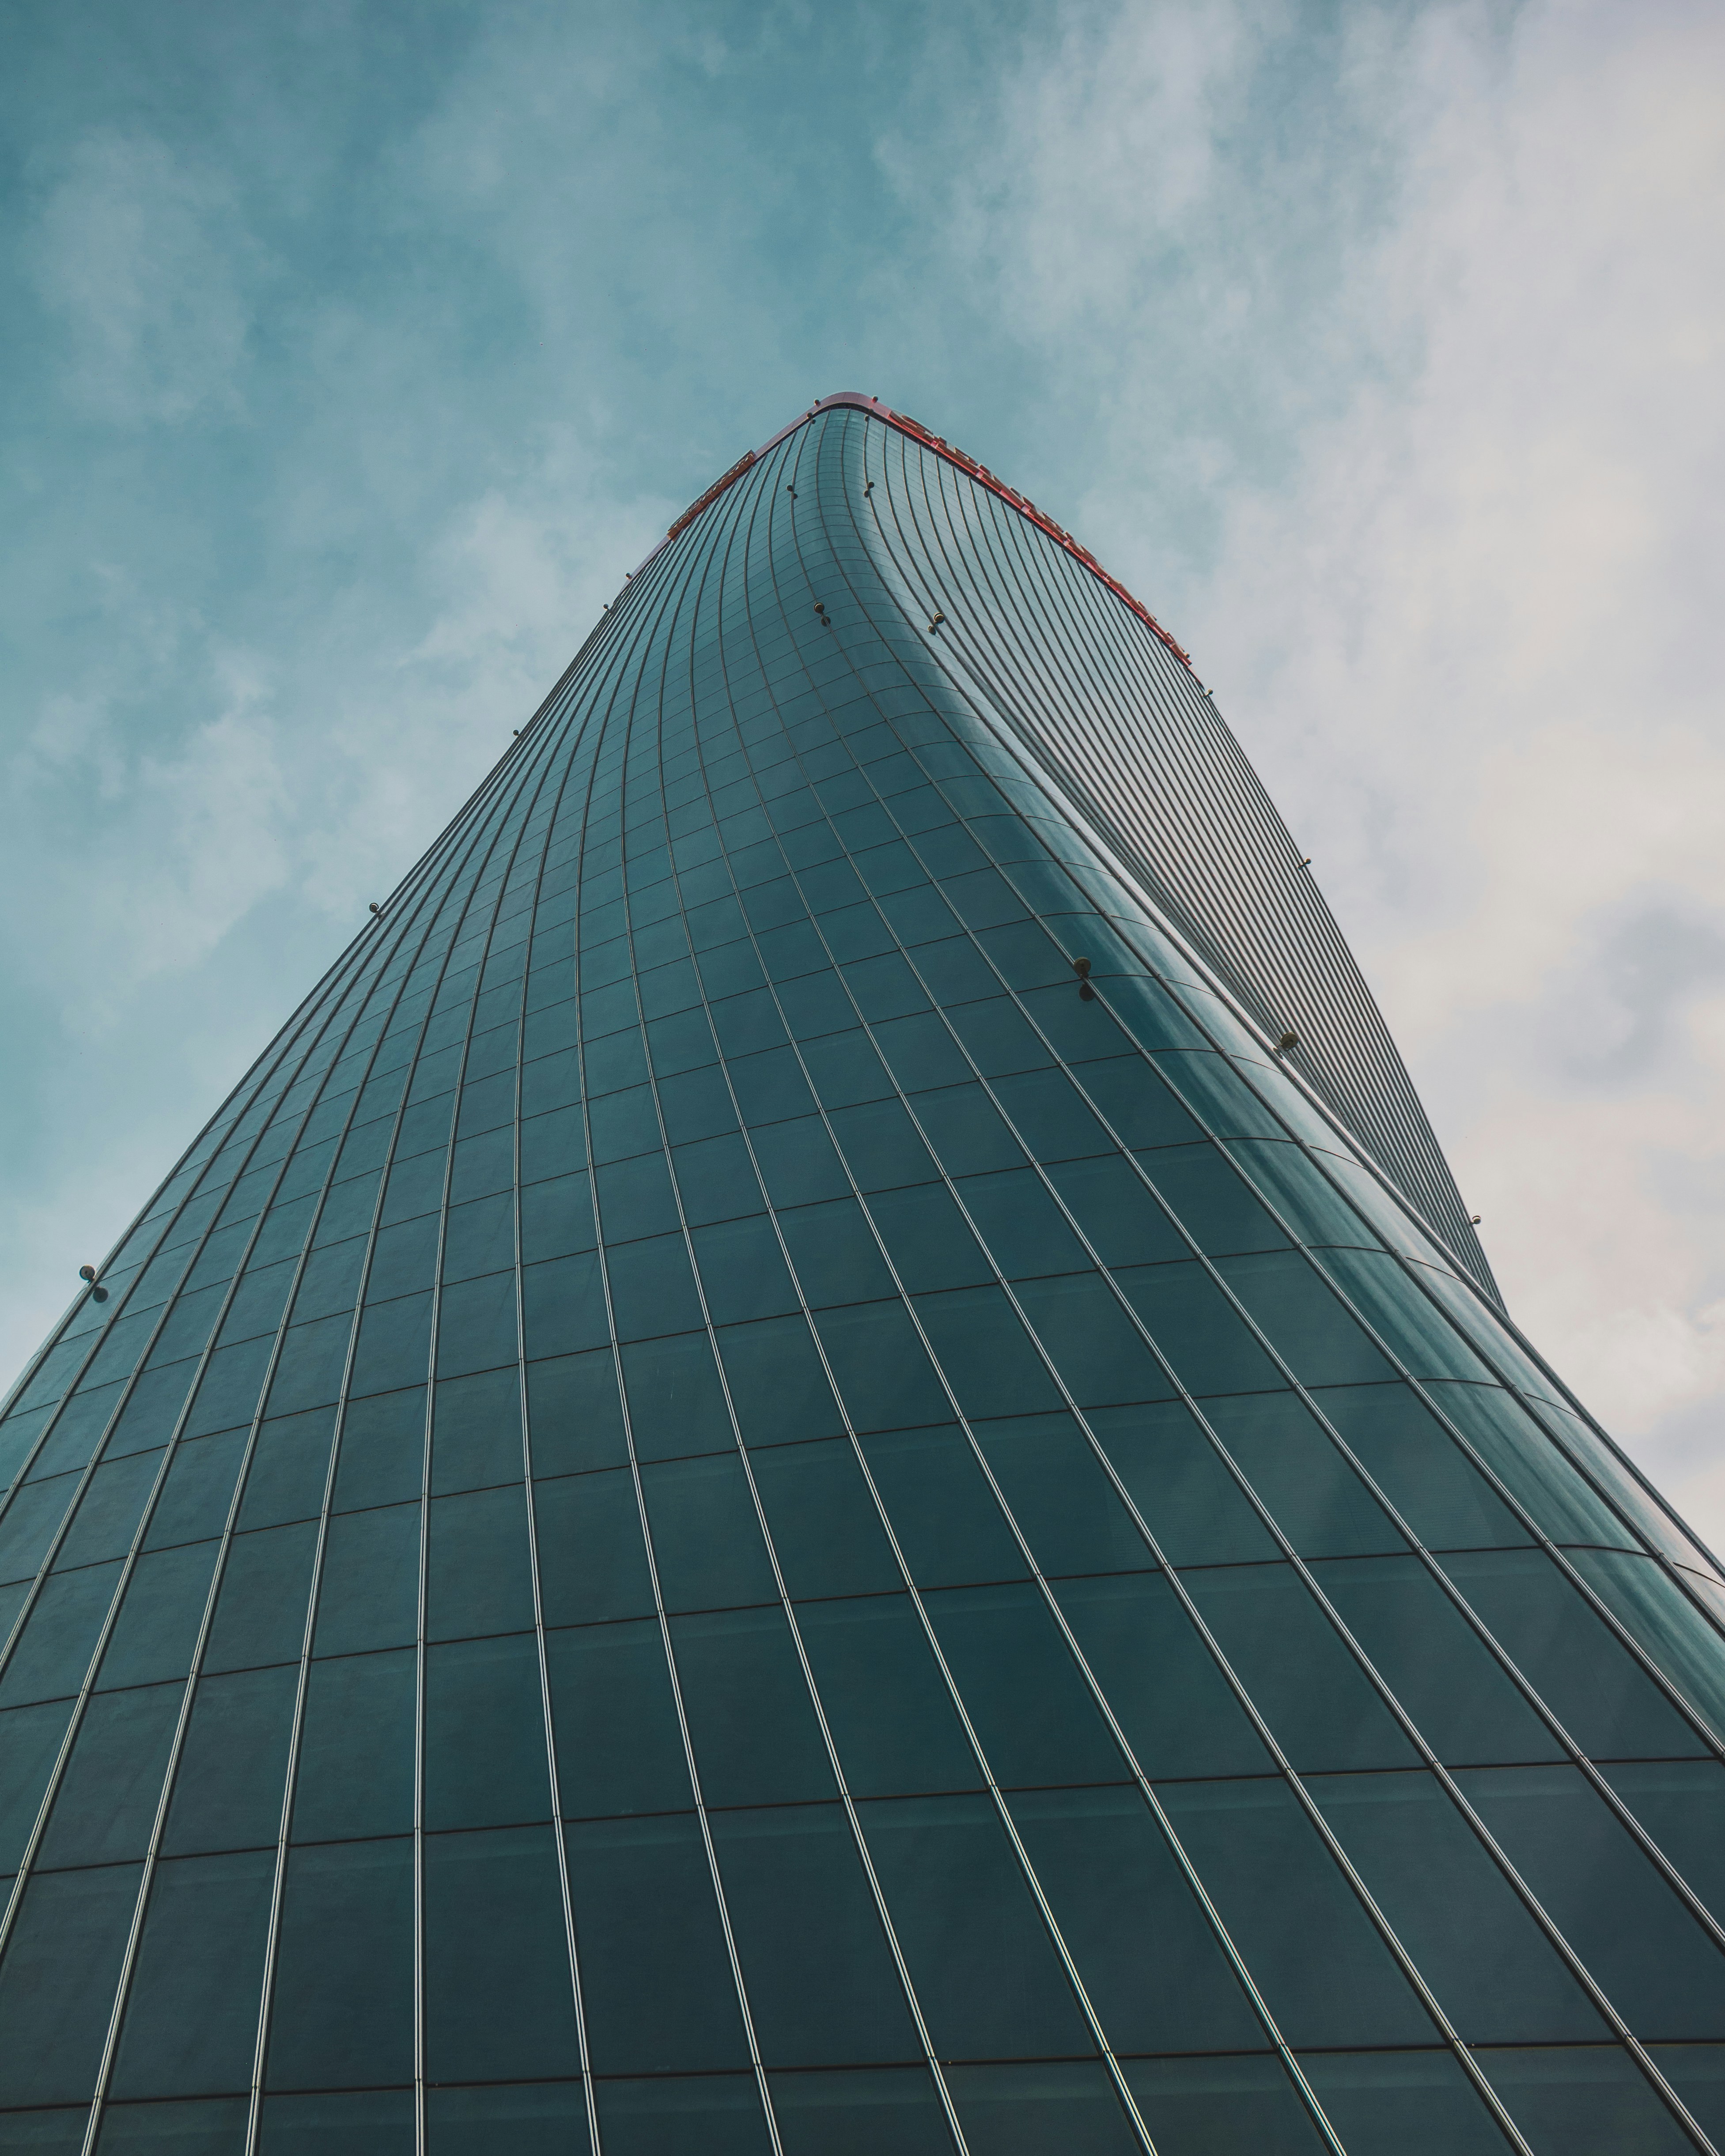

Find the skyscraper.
[{"left": 2, "top": 392, "right": 1723, "bottom": 2156}]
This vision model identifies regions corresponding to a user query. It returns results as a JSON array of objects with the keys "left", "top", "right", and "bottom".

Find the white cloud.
[
  {"left": 918, "top": 0, "right": 1725, "bottom": 1542},
  {"left": 1193, "top": 2, "right": 1725, "bottom": 1541},
  {"left": 25, "top": 129, "right": 262, "bottom": 424},
  {"left": 6, "top": 648, "right": 292, "bottom": 1033}
]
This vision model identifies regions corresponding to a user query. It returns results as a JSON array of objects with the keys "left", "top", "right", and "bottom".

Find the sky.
[{"left": 4, "top": 0, "right": 1724, "bottom": 1543}]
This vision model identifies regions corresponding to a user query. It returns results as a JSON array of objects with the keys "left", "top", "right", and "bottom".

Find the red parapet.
[
  {"left": 882, "top": 405, "right": 1192, "bottom": 668},
  {"left": 666, "top": 449, "right": 757, "bottom": 542},
  {"left": 651, "top": 396, "right": 1192, "bottom": 672}
]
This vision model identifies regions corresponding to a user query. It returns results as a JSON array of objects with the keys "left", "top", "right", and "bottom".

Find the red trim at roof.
[{"left": 654, "top": 393, "right": 1193, "bottom": 671}]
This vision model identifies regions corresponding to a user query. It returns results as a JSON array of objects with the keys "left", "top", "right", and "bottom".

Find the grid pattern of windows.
[{"left": 0, "top": 402, "right": 1723, "bottom": 2156}]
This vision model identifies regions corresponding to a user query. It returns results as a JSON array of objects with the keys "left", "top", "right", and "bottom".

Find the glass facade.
[{"left": 1, "top": 392, "right": 1722, "bottom": 2155}]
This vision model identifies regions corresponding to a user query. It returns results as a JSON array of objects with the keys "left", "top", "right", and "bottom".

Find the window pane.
[
  {"left": 291, "top": 1650, "right": 415, "bottom": 1844},
  {"left": 926, "top": 1583, "right": 1126, "bottom": 1787},
  {"left": 797, "top": 1595, "right": 980, "bottom": 1797},
  {"left": 265, "top": 1839, "right": 414, "bottom": 2088},
  {"left": 38, "top": 1683, "right": 180, "bottom": 1868},
  {"left": 1182, "top": 1563, "right": 1419, "bottom": 1772},
  {"left": 108, "top": 1849, "right": 275, "bottom": 2098},
  {"left": 546, "top": 1619, "right": 692, "bottom": 1819},
  {"left": 671, "top": 1606, "right": 835, "bottom": 1807},
  {"left": 565, "top": 1814, "right": 752, "bottom": 2074},
  {"left": 859, "top": 1793, "right": 1091, "bottom": 2059},
  {"left": 710, "top": 1805, "right": 919, "bottom": 2065},
  {"left": 422, "top": 1825, "right": 580, "bottom": 2084},
  {"left": 424, "top": 1634, "right": 551, "bottom": 1830},
  {"left": 1157, "top": 1778, "right": 1433, "bottom": 2047},
  {"left": 1307, "top": 1770, "right": 1603, "bottom": 2042},
  {"left": 1009, "top": 1786, "right": 1263, "bottom": 2054},
  {"left": 0, "top": 1862, "right": 141, "bottom": 2105},
  {"left": 1055, "top": 1574, "right": 1271, "bottom": 1780},
  {"left": 162, "top": 1665, "right": 298, "bottom": 1855}
]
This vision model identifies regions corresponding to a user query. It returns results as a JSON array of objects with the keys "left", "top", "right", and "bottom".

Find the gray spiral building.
[{"left": 0, "top": 394, "right": 1722, "bottom": 2156}]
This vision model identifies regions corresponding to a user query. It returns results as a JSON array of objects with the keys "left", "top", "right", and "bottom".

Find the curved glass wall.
[{"left": 0, "top": 399, "right": 1722, "bottom": 2156}]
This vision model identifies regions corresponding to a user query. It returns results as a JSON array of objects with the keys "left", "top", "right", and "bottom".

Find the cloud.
[
  {"left": 1186, "top": 3, "right": 1725, "bottom": 1534},
  {"left": 6, "top": 645, "right": 292, "bottom": 1033},
  {"left": 904, "top": 0, "right": 1725, "bottom": 1539},
  {"left": 24, "top": 129, "right": 263, "bottom": 425}
]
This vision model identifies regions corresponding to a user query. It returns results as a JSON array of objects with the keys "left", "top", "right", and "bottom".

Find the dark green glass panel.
[
  {"left": 926, "top": 1583, "right": 1126, "bottom": 1786},
  {"left": 526, "top": 1349, "right": 627, "bottom": 1475},
  {"left": 1009, "top": 1786, "right": 1263, "bottom": 2053},
  {"left": 331, "top": 1387, "right": 425, "bottom": 1513},
  {"left": 235, "top": 1408, "right": 336, "bottom": 1533},
  {"left": 914, "top": 1284, "right": 1062, "bottom": 1418},
  {"left": 1183, "top": 1562, "right": 1418, "bottom": 1771},
  {"left": 1060, "top": 1571, "right": 1273, "bottom": 1778},
  {"left": 1474, "top": 2047, "right": 1695, "bottom": 2156},
  {"left": 1567, "top": 1550, "right": 1725, "bottom": 1745},
  {"left": 95, "top": 1541, "right": 222, "bottom": 1690},
  {"left": 1456, "top": 1764, "right": 1725, "bottom": 2039},
  {"left": 619, "top": 1331, "right": 732, "bottom": 1462},
  {"left": 862, "top": 1427, "right": 1027, "bottom": 1588},
  {"left": 0, "top": 1862, "right": 141, "bottom": 2105},
  {"left": 426, "top": 1484, "right": 534, "bottom": 1640},
  {"left": 313, "top": 1506, "right": 420, "bottom": 1657},
  {"left": 1441, "top": 1550, "right": 1706, "bottom": 1760},
  {"left": 202, "top": 1522, "right": 318, "bottom": 1673},
  {"left": 565, "top": 1813, "right": 753, "bottom": 2074},
  {"left": 692, "top": 1214, "right": 798, "bottom": 1322},
  {"left": 1089, "top": 1401, "right": 1277, "bottom": 1565},
  {"left": 0, "top": 1475, "right": 80, "bottom": 1583},
  {"left": 1310, "top": 1553, "right": 1564, "bottom": 1766},
  {"left": 546, "top": 1618, "right": 692, "bottom": 1818},
  {"left": 424, "top": 1634, "right": 551, "bottom": 1829},
  {"left": 1297, "top": 2051, "right": 1507, "bottom": 2155},
  {"left": 671, "top": 1606, "right": 836, "bottom": 1806},
  {"left": 54, "top": 1450, "right": 163, "bottom": 1570},
  {"left": 1012, "top": 1271, "right": 1172, "bottom": 1408},
  {"left": 265, "top": 1839, "right": 414, "bottom": 2088},
  {"left": 291, "top": 1650, "right": 416, "bottom": 1843},
  {"left": 1045, "top": 1152, "right": 1188, "bottom": 1266},
  {"left": 423, "top": 1825, "right": 581, "bottom": 2084},
  {"left": 37, "top": 1682, "right": 180, "bottom": 1868},
  {"left": 973, "top": 1413, "right": 1152, "bottom": 1578},
  {"left": 1159, "top": 1776, "right": 1434, "bottom": 2045},
  {"left": 1116, "top": 1262, "right": 1282, "bottom": 1397},
  {"left": 768, "top": 2067, "right": 953, "bottom": 2156},
  {"left": 716, "top": 1314, "right": 844, "bottom": 1446},
  {"left": 749, "top": 1438, "right": 901, "bottom": 1598},
  {"left": 797, "top": 1594, "right": 981, "bottom": 1797},
  {"left": 1310, "top": 1382, "right": 1532, "bottom": 1550},
  {"left": 1308, "top": 1770, "right": 1603, "bottom": 2041},
  {"left": 710, "top": 1805, "right": 920, "bottom": 2066},
  {"left": 108, "top": 1849, "right": 275, "bottom": 2098},
  {"left": 593, "top": 2074, "right": 769, "bottom": 2156},
  {"left": 1122, "top": 2056, "right": 1326, "bottom": 2156},
  {"left": 0, "top": 1698, "right": 76, "bottom": 1869},
  {"left": 533, "top": 1470, "right": 654, "bottom": 1626},
  {"left": 161, "top": 1664, "right": 297, "bottom": 1856},
  {"left": 945, "top": 2062, "right": 1142, "bottom": 2155},
  {"left": 143, "top": 1431, "right": 248, "bottom": 1550},
  {"left": 1599, "top": 1761, "right": 1725, "bottom": 1930},
  {"left": 642, "top": 1454, "right": 776, "bottom": 1612},
  {"left": 96, "top": 2096, "right": 249, "bottom": 2152},
  {"left": 859, "top": 1793, "right": 1092, "bottom": 2059},
  {"left": 424, "top": 2083, "right": 593, "bottom": 2156},
  {"left": 1203, "top": 1392, "right": 1404, "bottom": 1557},
  {"left": 811, "top": 1303, "right": 950, "bottom": 1431}
]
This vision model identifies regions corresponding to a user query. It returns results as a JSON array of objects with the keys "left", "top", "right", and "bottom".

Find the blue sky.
[{"left": 6, "top": 0, "right": 1725, "bottom": 1541}]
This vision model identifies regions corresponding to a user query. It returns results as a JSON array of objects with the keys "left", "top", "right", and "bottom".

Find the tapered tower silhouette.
[{"left": 2, "top": 396, "right": 1724, "bottom": 2156}]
